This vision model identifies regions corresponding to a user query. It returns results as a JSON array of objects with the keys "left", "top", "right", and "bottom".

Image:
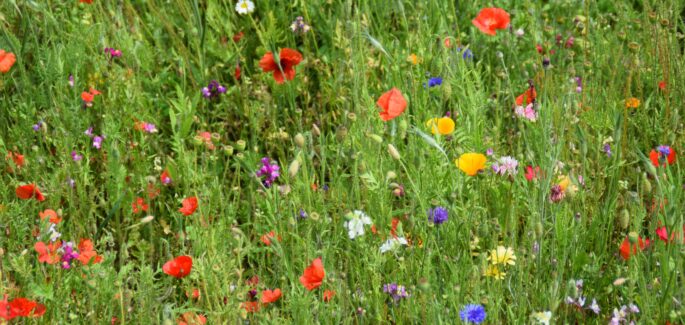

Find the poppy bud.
[
  {"left": 294, "top": 133, "right": 306, "bottom": 148},
  {"left": 288, "top": 159, "right": 300, "bottom": 178},
  {"left": 628, "top": 231, "right": 639, "bottom": 244},
  {"left": 311, "top": 124, "right": 321, "bottom": 137},
  {"left": 235, "top": 140, "right": 246, "bottom": 151},
  {"left": 223, "top": 145, "right": 234, "bottom": 156},
  {"left": 366, "top": 133, "right": 383, "bottom": 144},
  {"left": 618, "top": 209, "right": 630, "bottom": 229},
  {"left": 235, "top": 152, "right": 245, "bottom": 160},
  {"left": 398, "top": 119, "right": 408, "bottom": 139},
  {"left": 639, "top": 173, "right": 650, "bottom": 191},
  {"left": 387, "top": 144, "right": 401, "bottom": 160},
  {"left": 386, "top": 171, "right": 397, "bottom": 181}
]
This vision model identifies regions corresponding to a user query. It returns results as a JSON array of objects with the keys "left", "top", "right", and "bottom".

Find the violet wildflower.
[
  {"left": 60, "top": 242, "right": 79, "bottom": 269},
  {"left": 575, "top": 76, "right": 582, "bottom": 93},
  {"left": 143, "top": 122, "right": 157, "bottom": 133},
  {"left": 201, "top": 80, "right": 226, "bottom": 99},
  {"left": 67, "top": 178, "right": 76, "bottom": 188},
  {"left": 492, "top": 156, "right": 519, "bottom": 176},
  {"left": 427, "top": 206, "right": 448, "bottom": 225},
  {"left": 256, "top": 157, "right": 280, "bottom": 188},
  {"left": 603, "top": 143, "right": 612, "bottom": 157},
  {"left": 424, "top": 77, "right": 443, "bottom": 88},
  {"left": 382, "top": 283, "right": 409, "bottom": 302},
  {"left": 456, "top": 47, "right": 474, "bottom": 60},
  {"left": 71, "top": 151, "right": 82, "bottom": 162},
  {"left": 93, "top": 136, "right": 103, "bottom": 150},
  {"left": 485, "top": 148, "right": 494, "bottom": 156},
  {"left": 298, "top": 208, "right": 308, "bottom": 220},
  {"left": 84, "top": 127, "right": 94, "bottom": 138},
  {"left": 290, "top": 16, "right": 311, "bottom": 34},
  {"left": 459, "top": 304, "right": 486, "bottom": 324},
  {"left": 588, "top": 299, "right": 600, "bottom": 314},
  {"left": 32, "top": 121, "right": 43, "bottom": 132},
  {"left": 657, "top": 145, "right": 671, "bottom": 156},
  {"left": 68, "top": 75, "right": 74, "bottom": 87}
]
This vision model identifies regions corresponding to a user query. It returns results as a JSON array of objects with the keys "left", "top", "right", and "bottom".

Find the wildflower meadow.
[{"left": 1, "top": 1, "right": 685, "bottom": 324}]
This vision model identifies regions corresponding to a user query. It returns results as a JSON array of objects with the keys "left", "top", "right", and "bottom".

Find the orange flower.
[
  {"left": 177, "top": 312, "right": 206, "bottom": 325},
  {"left": 35, "top": 241, "right": 61, "bottom": 264},
  {"left": 77, "top": 239, "right": 103, "bottom": 265},
  {"left": 625, "top": 97, "right": 640, "bottom": 108},
  {"left": 515, "top": 87, "right": 536, "bottom": 106},
  {"left": 322, "top": 290, "right": 335, "bottom": 302},
  {"left": 619, "top": 236, "right": 649, "bottom": 260},
  {"left": 456, "top": 153, "right": 487, "bottom": 176},
  {"left": 472, "top": 8, "right": 510, "bottom": 36},
  {"left": 259, "top": 48, "right": 303, "bottom": 84},
  {"left": 16, "top": 184, "right": 45, "bottom": 202},
  {"left": 241, "top": 301, "right": 260, "bottom": 313},
  {"left": 80, "top": 0, "right": 94, "bottom": 3},
  {"left": 299, "top": 257, "right": 325, "bottom": 291},
  {"left": 163, "top": 255, "right": 193, "bottom": 278},
  {"left": 260, "top": 288, "right": 282, "bottom": 304},
  {"left": 377, "top": 88, "right": 407, "bottom": 122},
  {"left": 179, "top": 197, "right": 198, "bottom": 216},
  {"left": 39, "top": 209, "right": 62, "bottom": 224},
  {"left": 0, "top": 50, "right": 16, "bottom": 73},
  {"left": 260, "top": 231, "right": 281, "bottom": 246}
]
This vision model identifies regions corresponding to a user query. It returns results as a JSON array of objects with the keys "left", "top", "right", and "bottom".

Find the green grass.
[{"left": 1, "top": 0, "right": 684, "bottom": 323}]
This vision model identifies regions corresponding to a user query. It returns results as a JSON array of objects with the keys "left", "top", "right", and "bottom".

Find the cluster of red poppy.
[{"left": 0, "top": 296, "right": 46, "bottom": 320}]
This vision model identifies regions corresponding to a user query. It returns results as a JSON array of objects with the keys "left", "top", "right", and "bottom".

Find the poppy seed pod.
[
  {"left": 387, "top": 144, "right": 401, "bottom": 160},
  {"left": 235, "top": 140, "right": 246, "bottom": 151},
  {"left": 628, "top": 231, "right": 639, "bottom": 244},
  {"left": 211, "top": 132, "right": 221, "bottom": 143},
  {"left": 288, "top": 159, "right": 300, "bottom": 178},
  {"left": 294, "top": 133, "right": 306, "bottom": 148},
  {"left": 223, "top": 145, "right": 234, "bottom": 156},
  {"left": 192, "top": 135, "right": 205, "bottom": 146}
]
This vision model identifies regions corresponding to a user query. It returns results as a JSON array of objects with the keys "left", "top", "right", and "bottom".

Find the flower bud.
[
  {"left": 288, "top": 159, "right": 300, "bottom": 178},
  {"left": 641, "top": 173, "right": 652, "bottom": 193},
  {"left": 141, "top": 215, "right": 155, "bottom": 223},
  {"left": 387, "top": 144, "right": 401, "bottom": 160},
  {"left": 366, "top": 133, "right": 383, "bottom": 144},
  {"left": 294, "top": 133, "right": 306, "bottom": 148},
  {"left": 618, "top": 209, "right": 630, "bottom": 229},
  {"left": 312, "top": 124, "right": 321, "bottom": 137},
  {"left": 192, "top": 135, "right": 204, "bottom": 146},
  {"left": 628, "top": 231, "right": 639, "bottom": 244},
  {"left": 386, "top": 171, "right": 397, "bottom": 181},
  {"left": 398, "top": 119, "right": 408, "bottom": 139}
]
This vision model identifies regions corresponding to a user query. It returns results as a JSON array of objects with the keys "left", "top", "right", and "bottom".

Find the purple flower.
[
  {"left": 456, "top": 47, "right": 474, "bottom": 60},
  {"left": 143, "top": 123, "right": 157, "bottom": 133},
  {"left": 68, "top": 75, "right": 74, "bottom": 87},
  {"left": 427, "top": 206, "right": 448, "bottom": 225},
  {"left": 202, "top": 80, "right": 226, "bottom": 99},
  {"left": 575, "top": 76, "right": 582, "bottom": 93},
  {"left": 382, "top": 283, "right": 409, "bottom": 302},
  {"left": 657, "top": 145, "right": 671, "bottom": 156},
  {"left": 84, "top": 127, "right": 94, "bottom": 138},
  {"left": 67, "top": 178, "right": 75, "bottom": 188},
  {"left": 298, "top": 208, "right": 307, "bottom": 219},
  {"left": 255, "top": 157, "right": 280, "bottom": 188},
  {"left": 550, "top": 185, "right": 565, "bottom": 202},
  {"left": 603, "top": 143, "right": 612, "bottom": 157},
  {"left": 290, "top": 16, "right": 311, "bottom": 34},
  {"left": 424, "top": 77, "right": 443, "bottom": 88},
  {"left": 104, "top": 47, "right": 122, "bottom": 59},
  {"left": 93, "top": 136, "right": 103, "bottom": 149},
  {"left": 588, "top": 299, "right": 600, "bottom": 314},
  {"left": 485, "top": 148, "right": 494, "bottom": 156},
  {"left": 32, "top": 121, "right": 43, "bottom": 131},
  {"left": 71, "top": 151, "right": 82, "bottom": 162},
  {"left": 60, "top": 242, "right": 80, "bottom": 269},
  {"left": 459, "top": 304, "right": 486, "bottom": 324}
]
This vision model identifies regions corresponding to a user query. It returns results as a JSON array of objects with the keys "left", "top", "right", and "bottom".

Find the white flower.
[
  {"left": 531, "top": 311, "right": 552, "bottom": 325},
  {"left": 235, "top": 0, "right": 254, "bottom": 15},
  {"left": 343, "top": 210, "right": 372, "bottom": 239},
  {"left": 379, "top": 237, "right": 408, "bottom": 253}
]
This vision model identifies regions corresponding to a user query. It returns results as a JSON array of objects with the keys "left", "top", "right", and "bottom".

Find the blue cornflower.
[
  {"left": 457, "top": 47, "right": 473, "bottom": 60},
  {"left": 425, "top": 77, "right": 443, "bottom": 88},
  {"left": 427, "top": 207, "right": 448, "bottom": 225},
  {"left": 460, "top": 304, "right": 486, "bottom": 324},
  {"left": 382, "top": 283, "right": 409, "bottom": 302}
]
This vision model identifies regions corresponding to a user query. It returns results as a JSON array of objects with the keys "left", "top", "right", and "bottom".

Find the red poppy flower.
[
  {"left": 234, "top": 64, "right": 241, "bottom": 80},
  {"left": 377, "top": 88, "right": 407, "bottom": 122},
  {"left": 260, "top": 288, "right": 282, "bottom": 304},
  {"left": 7, "top": 298, "right": 45, "bottom": 318},
  {"left": 515, "top": 87, "right": 537, "bottom": 106},
  {"left": 390, "top": 218, "right": 400, "bottom": 239},
  {"left": 177, "top": 312, "right": 206, "bottom": 325},
  {"left": 77, "top": 239, "right": 103, "bottom": 265},
  {"left": 35, "top": 241, "right": 62, "bottom": 264},
  {"left": 186, "top": 288, "right": 201, "bottom": 300},
  {"left": 619, "top": 236, "right": 649, "bottom": 260},
  {"left": 241, "top": 301, "right": 260, "bottom": 313},
  {"left": 649, "top": 148, "right": 676, "bottom": 167},
  {"left": 322, "top": 290, "right": 335, "bottom": 302},
  {"left": 163, "top": 255, "right": 193, "bottom": 278},
  {"left": 260, "top": 231, "right": 281, "bottom": 246},
  {"left": 472, "top": 8, "right": 510, "bottom": 36},
  {"left": 232, "top": 31, "right": 244, "bottom": 43},
  {"left": 0, "top": 50, "right": 16, "bottom": 73},
  {"left": 39, "top": 209, "right": 62, "bottom": 224},
  {"left": 656, "top": 225, "right": 684, "bottom": 244},
  {"left": 525, "top": 165, "right": 541, "bottom": 181},
  {"left": 299, "top": 257, "right": 325, "bottom": 291},
  {"left": 6, "top": 151, "right": 24, "bottom": 168},
  {"left": 658, "top": 80, "right": 666, "bottom": 91},
  {"left": 259, "top": 48, "right": 303, "bottom": 84},
  {"left": 132, "top": 197, "right": 149, "bottom": 214},
  {"left": 0, "top": 295, "right": 13, "bottom": 320},
  {"left": 81, "top": 88, "right": 101, "bottom": 103},
  {"left": 160, "top": 170, "right": 172, "bottom": 185},
  {"left": 16, "top": 184, "right": 45, "bottom": 201},
  {"left": 179, "top": 196, "right": 198, "bottom": 216}
]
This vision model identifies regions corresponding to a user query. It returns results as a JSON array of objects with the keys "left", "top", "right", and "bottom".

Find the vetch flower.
[
  {"left": 201, "top": 80, "right": 226, "bottom": 99},
  {"left": 60, "top": 242, "right": 80, "bottom": 269},
  {"left": 235, "top": 0, "right": 254, "bottom": 14},
  {"left": 456, "top": 153, "right": 487, "bottom": 176},
  {"left": 459, "top": 304, "right": 486, "bottom": 324},
  {"left": 382, "top": 283, "right": 409, "bottom": 302},
  {"left": 472, "top": 8, "right": 510, "bottom": 36},
  {"left": 92, "top": 135, "right": 103, "bottom": 149},
  {"left": 343, "top": 210, "right": 372, "bottom": 239},
  {"left": 104, "top": 47, "right": 122, "bottom": 60},
  {"left": 377, "top": 88, "right": 407, "bottom": 121},
  {"left": 259, "top": 48, "right": 303, "bottom": 84},
  {"left": 514, "top": 104, "right": 538, "bottom": 122}
]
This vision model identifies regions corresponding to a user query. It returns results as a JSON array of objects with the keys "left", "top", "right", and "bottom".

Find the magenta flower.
[
  {"left": 256, "top": 157, "right": 280, "bottom": 188},
  {"left": 93, "top": 136, "right": 103, "bottom": 149}
]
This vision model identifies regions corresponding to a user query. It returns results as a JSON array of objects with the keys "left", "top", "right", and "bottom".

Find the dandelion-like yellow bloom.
[
  {"left": 484, "top": 265, "right": 506, "bottom": 280},
  {"left": 426, "top": 117, "right": 455, "bottom": 135},
  {"left": 487, "top": 246, "right": 516, "bottom": 266},
  {"left": 407, "top": 53, "right": 419, "bottom": 65},
  {"left": 456, "top": 153, "right": 486, "bottom": 176},
  {"left": 625, "top": 97, "right": 640, "bottom": 108}
]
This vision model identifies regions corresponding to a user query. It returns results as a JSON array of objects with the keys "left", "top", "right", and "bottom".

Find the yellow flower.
[
  {"left": 456, "top": 153, "right": 486, "bottom": 176},
  {"left": 625, "top": 97, "right": 640, "bottom": 108},
  {"left": 531, "top": 311, "right": 552, "bottom": 325},
  {"left": 557, "top": 175, "right": 571, "bottom": 192},
  {"left": 426, "top": 117, "right": 455, "bottom": 135},
  {"left": 487, "top": 246, "right": 516, "bottom": 266},
  {"left": 407, "top": 53, "right": 419, "bottom": 65},
  {"left": 484, "top": 265, "right": 505, "bottom": 280}
]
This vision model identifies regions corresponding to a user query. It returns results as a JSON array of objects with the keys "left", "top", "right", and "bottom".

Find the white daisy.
[{"left": 235, "top": 0, "right": 255, "bottom": 15}]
